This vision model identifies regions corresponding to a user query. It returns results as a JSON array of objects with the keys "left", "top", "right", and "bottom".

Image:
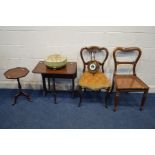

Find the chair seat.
[
  {"left": 114, "top": 75, "right": 149, "bottom": 90},
  {"left": 79, "top": 71, "right": 111, "bottom": 90}
]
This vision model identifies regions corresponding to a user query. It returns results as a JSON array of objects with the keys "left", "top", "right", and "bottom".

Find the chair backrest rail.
[
  {"left": 80, "top": 46, "right": 109, "bottom": 73},
  {"left": 113, "top": 47, "right": 142, "bottom": 76}
]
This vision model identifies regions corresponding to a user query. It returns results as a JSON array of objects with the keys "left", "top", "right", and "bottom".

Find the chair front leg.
[
  {"left": 114, "top": 90, "right": 120, "bottom": 112},
  {"left": 140, "top": 89, "right": 149, "bottom": 111},
  {"left": 110, "top": 79, "right": 115, "bottom": 94},
  {"left": 78, "top": 86, "right": 83, "bottom": 107},
  {"left": 105, "top": 87, "right": 110, "bottom": 108}
]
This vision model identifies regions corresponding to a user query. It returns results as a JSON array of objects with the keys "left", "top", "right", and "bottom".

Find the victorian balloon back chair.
[
  {"left": 78, "top": 46, "right": 111, "bottom": 107},
  {"left": 112, "top": 47, "right": 149, "bottom": 111}
]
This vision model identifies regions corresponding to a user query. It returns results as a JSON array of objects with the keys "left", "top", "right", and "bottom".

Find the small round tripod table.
[{"left": 4, "top": 67, "right": 32, "bottom": 105}]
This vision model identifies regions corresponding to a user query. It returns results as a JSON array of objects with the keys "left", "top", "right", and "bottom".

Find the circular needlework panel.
[{"left": 87, "top": 60, "right": 100, "bottom": 74}]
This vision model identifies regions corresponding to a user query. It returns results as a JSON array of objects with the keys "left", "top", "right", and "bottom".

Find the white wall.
[{"left": 0, "top": 26, "right": 155, "bottom": 91}]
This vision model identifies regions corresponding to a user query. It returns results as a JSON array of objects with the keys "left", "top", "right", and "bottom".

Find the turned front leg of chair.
[
  {"left": 78, "top": 86, "right": 82, "bottom": 107},
  {"left": 114, "top": 91, "right": 120, "bottom": 112},
  {"left": 140, "top": 89, "right": 149, "bottom": 111},
  {"left": 110, "top": 79, "right": 115, "bottom": 94},
  {"left": 105, "top": 87, "right": 110, "bottom": 108}
]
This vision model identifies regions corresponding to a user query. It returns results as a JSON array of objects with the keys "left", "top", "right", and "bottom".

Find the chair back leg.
[{"left": 140, "top": 89, "right": 149, "bottom": 111}]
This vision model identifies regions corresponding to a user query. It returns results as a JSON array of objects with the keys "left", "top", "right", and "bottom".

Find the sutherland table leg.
[
  {"left": 48, "top": 78, "right": 51, "bottom": 91},
  {"left": 42, "top": 74, "right": 47, "bottom": 96},
  {"left": 140, "top": 89, "right": 149, "bottom": 111},
  {"left": 72, "top": 78, "right": 75, "bottom": 98},
  {"left": 52, "top": 78, "right": 57, "bottom": 104}
]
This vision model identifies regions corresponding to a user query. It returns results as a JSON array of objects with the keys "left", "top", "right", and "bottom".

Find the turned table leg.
[
  {"left": 13, "top": 78, "right": 31, "bottom": 105},
  {"left": 42, "top": 74, "right": 47, "bottom": 96},
  {"left": 71, "top": 78, "right": 75, "bottom": 98},
  {"left": 52, "top": 78, "right": 57, "bottom": 104}
]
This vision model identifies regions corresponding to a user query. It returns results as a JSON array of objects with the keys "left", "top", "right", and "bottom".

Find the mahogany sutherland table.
[{"left": 32, "top": 61, "right": 77, "bottom": 104}]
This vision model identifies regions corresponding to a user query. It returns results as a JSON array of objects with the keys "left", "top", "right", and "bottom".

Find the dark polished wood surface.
[
  {"left": 32, "top": 61, "right": 77, "bottom": 104},
  {"left": 4, "top": 67, "right": 31, "bottom": 105},
  {"left": 115, "top": 75, "right": 149, "bottom": 90},
  {"left": 80, "top": 46, "right": 109, "bottom": 73},
  {"left": 113, "top": 47, "right": 142, "bottom": 76},
  {"left": 4, "top": 67, "right": 29, "bottom": 79},
  {"left": 112, "top": 47, "right": 149, "bottom": 111},
  {"left": 32, "top": 61, "right": 77, "bottom": 77}
]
